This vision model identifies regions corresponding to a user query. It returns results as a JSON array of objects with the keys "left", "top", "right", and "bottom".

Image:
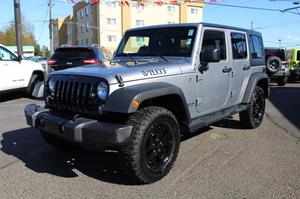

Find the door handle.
[
  {"left": 243, "top": 66, "right": 251, "bottom": 70},
  {"left": 223, "top": 67, "right": 232, "bottom": 73}
]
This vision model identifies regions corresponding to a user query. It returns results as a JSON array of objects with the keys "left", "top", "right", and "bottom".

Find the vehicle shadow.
[
  {"left": 1, "top": 126, "right": 214, "bottom": 185},
  {"left": 0, "top": 127, "right": 136, "bottom": 185},
  {"left": 0, "top": 92, "right": 24, "bottom": 103},
  {"left": 268, "top": 85, "right": 300, "bottom": 130}
]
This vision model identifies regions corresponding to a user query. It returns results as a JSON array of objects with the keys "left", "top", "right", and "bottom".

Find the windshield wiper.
[
  {"left": 117, "top": 53, "right": 137, "bottom": 65},
  {"left": 158, "top": 55, "right": 168, "bottom": 62}
]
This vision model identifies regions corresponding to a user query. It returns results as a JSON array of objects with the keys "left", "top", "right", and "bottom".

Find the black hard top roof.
[{"left": 128, "top": 22, "right": 262, "bottom": 36}]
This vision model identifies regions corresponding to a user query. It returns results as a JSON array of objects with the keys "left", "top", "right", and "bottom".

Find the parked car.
[
  {"left": 288, "top": 48, "right": 300, "bottom": 81},
  {"left": 0, "top": 44, "right": 45, "bottom": 96},
  {"left": 25, "top": 23, "right": 269, "bottom": 183},
  {"left": 47, "top": 45, "right": 113, "bottom": 73},
  {"left": 264, "top": 47, "right": 290, "bottom": 86},
  {"left": 25, "top": 56, "right": 49, "bottom": 78}
]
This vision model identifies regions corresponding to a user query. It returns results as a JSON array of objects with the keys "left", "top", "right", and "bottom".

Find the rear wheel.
[
  {"left": 120, "top": 106, "right": 180, "bottom": 184},
  {"left": 240, "top": 86, "right": 265, "bottom": 129},
  {"left": 277, "top": 76, "right": 287, "bottom": 86}
]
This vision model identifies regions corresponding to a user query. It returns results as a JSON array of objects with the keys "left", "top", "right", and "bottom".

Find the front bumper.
[{"left": 24, "top": 104, "right": 132, "bottom": 149}]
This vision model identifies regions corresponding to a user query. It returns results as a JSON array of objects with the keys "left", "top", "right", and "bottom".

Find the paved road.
[{"left": 0, "top": 83, "right": 299, "bottom": 199}]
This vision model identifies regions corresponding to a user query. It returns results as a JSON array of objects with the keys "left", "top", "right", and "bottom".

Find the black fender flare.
[
  {"left": 242, "top": 72, "right": 270, "bottom": 103},
  {"left": 104, "top": 82, "right": 190, "bottom": 118}
]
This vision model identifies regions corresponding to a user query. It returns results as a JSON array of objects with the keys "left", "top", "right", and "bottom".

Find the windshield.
[{"left": 115, "top": 27, "right": 197, "bottom": 57}]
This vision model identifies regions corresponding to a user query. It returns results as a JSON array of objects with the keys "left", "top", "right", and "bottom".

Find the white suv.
[{"left": 0, "top": 44, "right": 45, "bottom": 96}]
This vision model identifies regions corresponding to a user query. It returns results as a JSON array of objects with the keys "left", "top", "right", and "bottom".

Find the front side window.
[
  {"left": 250, "top": 35, "right": 263, "bottom": 59},
  {"left": 116, "top": 27, "right": 197, "bottom": 57},
  {"left": 231, "top": 32, "right": 247, "bottom": 59},
  {"left": 0, "top": 47, "right": 17, "bottom": 61},
  {"left": 201, "top": 30, "right": 227, "bottom": 60}
]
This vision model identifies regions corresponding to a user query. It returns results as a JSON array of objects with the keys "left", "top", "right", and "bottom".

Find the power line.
[{"left": 205, "top": 1, "right": 300, "bottom": 15}]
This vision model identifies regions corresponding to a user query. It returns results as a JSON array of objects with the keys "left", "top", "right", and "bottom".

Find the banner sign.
[{"left": 66, "top": 0, "right": 222, "bottom": 6}]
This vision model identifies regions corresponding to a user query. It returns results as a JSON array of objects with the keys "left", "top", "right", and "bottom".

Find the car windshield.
[
  {"left": 52, "top": 48, "right": 96, "bottom": 60},
  {"left": 115, "top": 27, "right": 197, "bottom": 58}
]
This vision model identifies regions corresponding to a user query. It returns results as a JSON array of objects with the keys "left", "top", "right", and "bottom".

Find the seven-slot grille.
[{"left": 47, "top": 75, "right": 102, "bottom": 115}]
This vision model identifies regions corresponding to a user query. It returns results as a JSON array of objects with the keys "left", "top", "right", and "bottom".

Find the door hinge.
[{"left": 196, "top": 98, "right": 203, "bottom": 106}]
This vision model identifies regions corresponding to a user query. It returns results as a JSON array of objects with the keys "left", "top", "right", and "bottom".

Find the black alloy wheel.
[
  {"left": 240, "top": 86, "right": 265, "bottom": 129},
  {"left": 120, "top": 106, "right": 180, "bottom": 184},
  {"left": 142, "top": 119, "right": 176, "bottom": 173}
]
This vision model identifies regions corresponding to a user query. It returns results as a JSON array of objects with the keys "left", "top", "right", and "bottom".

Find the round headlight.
[
  {"left": 97, "top": 82, "right": 108, "bottom": 101},
  {"left": 48, "top": 79, "right": 56, "bottom": 95}
]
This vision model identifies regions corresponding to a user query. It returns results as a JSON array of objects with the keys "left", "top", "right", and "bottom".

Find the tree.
[
  {"left": 0, "top": 17, "right": 42, "bottom": 56},
  {"left": 34, "top": 44, "right": 42, "bottom": 56},
  {"left": 42, "top": 46, "right": 51, "bottom": 57}
]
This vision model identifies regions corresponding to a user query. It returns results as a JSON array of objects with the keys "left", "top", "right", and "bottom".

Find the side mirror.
[{"left": 200, "top": 48, "right": 221, "bottom": 63}]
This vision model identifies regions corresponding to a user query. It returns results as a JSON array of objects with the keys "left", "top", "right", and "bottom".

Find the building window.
[
  {"left": 136, "top": 19, "right": 144, "bottom": 27},
  {"left": 85, "top": 7, "right": 88, "bottom": 16},
  {"left": 81, "top": 9, "right": 84, "bottom": 18},
  {"left": 107, "top": 35, "right": 116, "bottom": 42},
  {"left": 86, "top": 22, "right": 89, "bottom": 31},
  {"left": 191, "top": 8, "right": 198, "bottom": 14},
  {"left": 107, "top": 18, "right": 116, "bottom": 25},
  {"left": 167, "top": 6, "right": 175, "bottom": 13}
]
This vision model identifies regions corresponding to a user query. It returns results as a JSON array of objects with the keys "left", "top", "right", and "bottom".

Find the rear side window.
[
  {"left": 250, "top": 35, "right": 263, "bottom": 59},
  {"left": 52, "top": 48, "right": 96, "bottom": 60},
  {"left": 201, "top": 30, "right": 227, "bottom": 60},
  {"left": 231, "top": 33, "right": 247, "bottom": 59}
]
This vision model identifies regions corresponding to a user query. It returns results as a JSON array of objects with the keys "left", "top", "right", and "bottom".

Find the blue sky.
[{"left": 1, "top": 0, "right": 300, "bottom": 49}]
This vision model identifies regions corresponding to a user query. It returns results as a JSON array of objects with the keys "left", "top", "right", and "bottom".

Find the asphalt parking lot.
[{"left": 0, "top": 83, "right": 299, "bottom": 199}]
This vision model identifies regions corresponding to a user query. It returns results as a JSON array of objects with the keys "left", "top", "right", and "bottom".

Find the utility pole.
[
  {"left": 48, "top": 0, "right": 53, "bottom": 54},
  {"left": 278, "top": 39, "right": 282, "bottom": 48},
  {"left": 251, "top": 21, "right": 254, "bottom": 30},
  {"left": 14, "top": 0, "right": 23, "bottom": 57}
]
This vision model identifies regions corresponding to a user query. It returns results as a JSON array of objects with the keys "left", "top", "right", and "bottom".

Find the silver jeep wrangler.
[{"left": 25, "top": 23, "right": 269, "bottom": 184}]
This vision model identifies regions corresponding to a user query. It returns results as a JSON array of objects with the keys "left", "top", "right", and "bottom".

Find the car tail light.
[
  {"left": 47, "top": 59, "right": 57, "bottom": 65},
  {"left": 82, "top": 59, "right": 99, "bottom": 64}
]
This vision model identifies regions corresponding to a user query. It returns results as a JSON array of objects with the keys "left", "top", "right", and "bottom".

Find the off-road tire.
[
  {"left": 266, "top": 56, "right": 281, "bottom": 74},
  {"left": 41, "top": 130, "right": 74, "bottom": 150},
  {"left": 277, "top": 76, "right": 287, "bottom": 86},
  {"left": 119, "top": 106, "right": 180, "bottom": 184},
  {"left": 240, "top": 86, "right": 265, "bottom": 129}
]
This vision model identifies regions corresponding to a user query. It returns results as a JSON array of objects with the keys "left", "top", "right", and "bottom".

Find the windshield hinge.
[{"left": 114, "top": 74, "right": 124, "bottom": 87}]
